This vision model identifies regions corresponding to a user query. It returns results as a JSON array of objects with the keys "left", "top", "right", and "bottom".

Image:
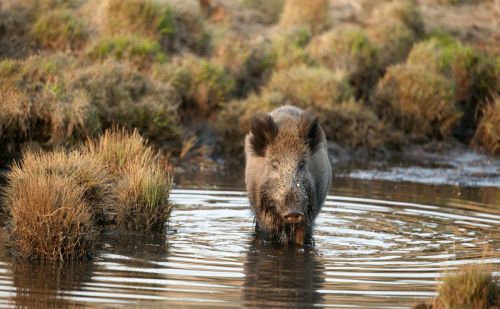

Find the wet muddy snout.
[{"left": 283, "top": 210, "right": 304, "bottom": 224}]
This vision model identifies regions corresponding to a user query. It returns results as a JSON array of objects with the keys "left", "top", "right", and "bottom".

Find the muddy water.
[{"left": 0, "top": 177, "right": 499, "bottom": 308}]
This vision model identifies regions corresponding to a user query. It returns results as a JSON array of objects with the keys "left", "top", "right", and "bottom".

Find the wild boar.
[{"left": 244, "top": 105, "right": 332, "bottom": 245}]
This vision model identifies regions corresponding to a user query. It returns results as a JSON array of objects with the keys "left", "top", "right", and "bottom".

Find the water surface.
[{"left": 0, "top": 178, "right": 499, "bottom": 308}]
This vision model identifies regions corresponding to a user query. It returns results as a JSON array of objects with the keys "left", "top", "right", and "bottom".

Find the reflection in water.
[
  {"left": 242, "top": 237, "right": 324, "bottom": 307},
  {"left": 12, "top": 259, "right": 93, "bottom": 308}
]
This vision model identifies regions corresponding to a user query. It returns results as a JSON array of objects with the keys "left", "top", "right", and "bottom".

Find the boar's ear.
[
  {"left": 249, "top": 113, "right": 278, "bottom": 157},
  {"left": 300, "top": 110, "right": 322, "bottom": 154}
]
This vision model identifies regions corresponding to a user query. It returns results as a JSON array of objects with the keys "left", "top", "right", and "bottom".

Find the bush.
[
  {"left": 0, "top": 55, "right": 91, "bottom": 145},
  {"left": 242, "top": 0, "right": 285, "bottom": 24},
  {"left": 84, "top": 128, "right": 173, "bottom": 232},
  {"left": 373, "top": 64, "right": 460, "bottom": 139},
  {"left": 269, "top": 27, "right": 314, "bottom": 70},
  {"left": 433, "top": 264, "right": 498, "bottom": 309},
  {"left": 30, "top": 9, "right": 88, "bottom": 50},
  {"left": 87, "top": 35, "right": 167, "bottom": 70},
  {"left": 470, "top": 95, "right": 500, "bottom": 155},
  {"left": 73, "top": 61, "right": 180, "bottom": 142},
  {"left": 151, "top": 55, "right": 234, "bottom": 117},
  {"left": 368, "top": 0, "right": 424, "bottom": 36},
  {"left": 7, "top": 150, "right": 114, "bottom": 224},
  {"left": 4, "top": 172, "right": 95, "bottom": 260},
  {"left": 279, "top": 0, "right": 330, "bottom": 34},
  {"left": 212, "top": 35, "right": 274, "bottom": 96},
  {"left": 407, "top": 35, "right": 498, "bottom": 105},
  {"left": 105, "top": 0, "right": 209, "bottom": 54},
  {"left": 365, "top": 19, "right": 418, "bottom": 69},
  {"left": 266, "top": 65, "right": 354, "bottom": 110},
  {"left": 308, "top": 26, "right": 379, "bottom": 98}
]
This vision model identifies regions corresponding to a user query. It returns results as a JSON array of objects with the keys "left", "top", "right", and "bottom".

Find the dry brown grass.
[
  {"left": 373, "top": 63, "right": 460, "bottom": 139},
  {"left": 8, "top": 150, "right": 114, "bottom": 224},
  {"left": 4, "top": 172, "right": 96, "bottom": 260},
  {"left": 84, "top": 127, "right": 156, "bottom": 174},
  {"left": 308, "top": 25, "right": 379, "bottom": 98},
  {"left": 279, "top": 0, "right": 330, "bottom": 34},
  {"left": 114, "top": 163, "right": 173, "bottom": 232},
  {"left": 470, "top": 95, "right": 500, "bottom": 155},
  {"left": 433, "top": 264, "right": 499, "bottom": 309},
  {"left": 85, "top": 127, "right": 173, "bottom": 232},
  {"left": 368, "top": 0, "right": 424, "bottom": 36}
]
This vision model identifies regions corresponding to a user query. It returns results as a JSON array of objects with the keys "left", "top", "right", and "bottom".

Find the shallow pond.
[{"left": 0, "top": 176, "right": 499, "bottom": 308}]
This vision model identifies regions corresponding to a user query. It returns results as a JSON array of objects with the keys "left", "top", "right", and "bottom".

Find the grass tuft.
[
  {"left": 433, "top": 264, "right": 499, "bottom": 309},
  {"left": 4, "top": 172, "right": 95, "bottom": 260}
]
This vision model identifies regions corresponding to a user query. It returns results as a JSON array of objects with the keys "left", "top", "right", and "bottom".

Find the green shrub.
[
  {"left": 373, "top": 64, "right": 460, "bottom": 139},
  {"left": 88, "top": 35, "right": 167, "bottom": 70},
  {"left": 308, "top": 26, "right": 379, "bottom": 98},
  {"left": 30, "top": 9, "right": 88, "bottom": 50},
  {"left": 242, "top": 0, "right": 285, "bottom": 24},
  {"left": 152, "top": 55, "right": 234, "bottom": 117}
]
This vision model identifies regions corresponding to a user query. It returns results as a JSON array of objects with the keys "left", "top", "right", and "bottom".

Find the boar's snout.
[{"left": 283, "top": 211, "right": 304, "bottom": 224}]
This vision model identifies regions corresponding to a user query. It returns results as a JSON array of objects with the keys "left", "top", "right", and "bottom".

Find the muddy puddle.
[{"left": 0, "top": 173, "right": 499, "bottom": 308}]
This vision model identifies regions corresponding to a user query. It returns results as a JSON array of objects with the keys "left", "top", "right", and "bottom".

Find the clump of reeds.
[
  {"left": 308, "top": 25, "right": 379, "bottom": 98},
  {"left": 151, "top": 55, "right": 234, "bottom": 117},
  {"left": 373, "top": 63, "right": 460, "bottom": 139},
  {"left": 279, "top": 0, "right": 330, "bottom": 34},
  {"left": 85, "top": 128, "right": 173, "bottom": 232},
  {"left": 470, "top": 95, "right": 500, "bottom": 155},
  {"left": 433, "top": 264, "right": 498, "bottom": 308},
  {"left": 4, "top": 172, "right": 96, "bottom": 260},
  {"left": 30, "top": 9, "right": 88, "bottom": 50},
  {"left": 7, "top": 150, "right": 114, "bottom": 224},
  {"left": 87, "top": 35, "right": 167, "bottom": 70}
]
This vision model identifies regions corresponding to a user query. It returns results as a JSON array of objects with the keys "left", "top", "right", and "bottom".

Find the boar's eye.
[
  {"left": 271, "top": 160, "right": 279, "bottom": 170},
  {"left": 298, "top": 160, "right": 305, "bottom": 171}
]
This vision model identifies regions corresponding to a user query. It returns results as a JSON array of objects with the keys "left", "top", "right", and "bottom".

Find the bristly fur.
[
  {"left": 300, "top": 110, "right": 322, "bottom": 154},
  {"left": 249, "top": 113, "right": 279, "bottom": 157}
]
